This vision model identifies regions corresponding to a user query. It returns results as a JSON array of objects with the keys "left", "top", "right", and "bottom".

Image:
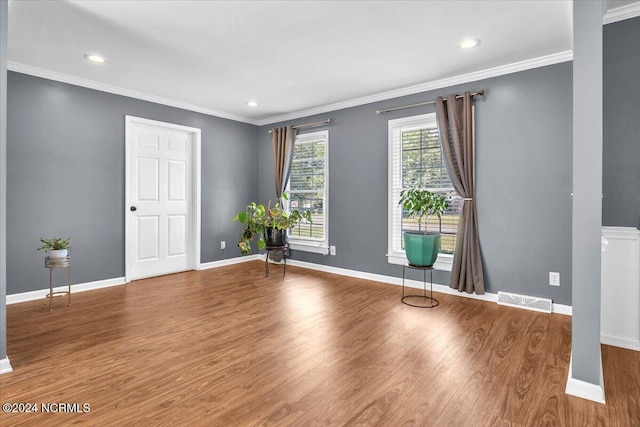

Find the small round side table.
[
  {"left": 401, "top": 263, "right": 439, "bottom": 308},
  {"left": 45, "top": 256, "right": 71, "bottom": 311}
]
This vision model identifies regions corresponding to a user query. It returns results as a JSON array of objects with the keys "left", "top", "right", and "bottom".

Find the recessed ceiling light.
[
  {"left": 84, "top": 53, "right": 107, "bottom": 64},
  {"left": 459, "top": 38, "right": 481, "bottom": 49},
  {"left": 247, "top": 101, "right": 258, "bottom": 107}
]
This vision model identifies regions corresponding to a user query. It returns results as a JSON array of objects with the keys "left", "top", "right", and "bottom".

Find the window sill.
[
  {"left": 387, "top": 252, "right": 453, "bottom": 272},
  {"left": 289, "top": 241, "right": 330, "bottom": 255}
]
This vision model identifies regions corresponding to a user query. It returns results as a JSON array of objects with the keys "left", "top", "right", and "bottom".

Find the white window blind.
[
  {"left": 388, "top": 113, "right": 462, "bottom": 268},
  {"left": 287, "top": 130, "right": 329, "bottom": 254}
]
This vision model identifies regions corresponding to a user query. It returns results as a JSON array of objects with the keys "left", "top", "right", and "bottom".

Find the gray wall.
[
  {"left": 603, "top": 15, "right": 640, "bottom": 228},
  {"left": 7, "top": 72, "right": 258, "bottom": 294},
  {"left": 571, "top": 0, "right": 603, "bottom": 387},
  {"left": 5, "top": 13, "right": 636, "bottom": 310},
  {"left": 258, "top": 62, "right": 574, "bottom": 305}
]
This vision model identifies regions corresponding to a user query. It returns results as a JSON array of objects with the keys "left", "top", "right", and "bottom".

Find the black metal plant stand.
[{"left": 401, "top": 263, "right": 439, "bottom": 308}]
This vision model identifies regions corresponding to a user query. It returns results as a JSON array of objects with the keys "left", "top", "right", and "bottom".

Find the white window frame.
[
  {"left": 286, "top": 130, "right": 329, "bottom": 255},
  {"left": 387, "top": 113, "right": 453, "bottom": 271}
]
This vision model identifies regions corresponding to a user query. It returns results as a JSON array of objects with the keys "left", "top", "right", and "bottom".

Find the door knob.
[{"left": 130, "top": 206, "right": 137, "bottom": 211}]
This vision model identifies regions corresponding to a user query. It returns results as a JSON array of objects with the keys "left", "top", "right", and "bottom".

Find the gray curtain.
[
  {"left": 270, "top": 125, "right": 296, "bottom": 259},
  {"left": 435, "top": 92, "right": 485, "bottom": 294},
  {"left": 272, "top": 125, "right": 296, "bottom": 206}
]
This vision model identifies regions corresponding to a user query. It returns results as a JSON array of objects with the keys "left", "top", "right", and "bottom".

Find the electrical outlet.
[
  {"left": 329, "top": 245, "right": 336, "bottom": 256},
  {"left": 220, "top": 241, "right": 226, "bottom": 250},
  {"left": 549, "top": 272, "right": 560, "bottom": 287}
]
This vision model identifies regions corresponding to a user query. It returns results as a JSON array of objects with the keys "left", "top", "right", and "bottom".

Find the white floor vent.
[{"left": 497, "top": 291, "right": 552, "bottom": 313}]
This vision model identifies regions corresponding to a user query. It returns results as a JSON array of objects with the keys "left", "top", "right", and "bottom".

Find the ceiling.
[{"left": 5, "top": 1, "right": 639, "bottom": 125}]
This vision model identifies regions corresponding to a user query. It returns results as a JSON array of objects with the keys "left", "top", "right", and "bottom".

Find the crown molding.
[
  {"left": 9, "top": 49, "right": 575, "bottom": 129},
  {"left": 7, "top": 62, "right": 258, "bottom": 125},
  {"left": 257, "top": 50, "right": 573, "bottom": 126},
  {"left": 603, "top": 2, "right": 640, "bottom": 24}
]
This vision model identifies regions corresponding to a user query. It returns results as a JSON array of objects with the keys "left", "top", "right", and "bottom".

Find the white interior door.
[{"left": 126, "top": 117, "right": 201, "bottom": 281}]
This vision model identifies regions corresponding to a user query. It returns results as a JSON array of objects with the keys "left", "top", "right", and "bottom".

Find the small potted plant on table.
[
  {"left": 398, "top": 189, "right": 450, "bottom": 267},
  {"left": 37, "top": 236, "right": 72, "bottom": 259}
]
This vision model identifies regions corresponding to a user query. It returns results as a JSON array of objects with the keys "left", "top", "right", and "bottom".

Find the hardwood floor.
[{"left": 1, "top": 261, "right": 638, "bottom": 426}]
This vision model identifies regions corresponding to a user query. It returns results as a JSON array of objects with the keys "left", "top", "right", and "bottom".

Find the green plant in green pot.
[
  {"left": 398, "top": 189, "right": 450, "bottom": 267},
  {"left": 233, "top": 193, "right": 311, "bottom": 254}
]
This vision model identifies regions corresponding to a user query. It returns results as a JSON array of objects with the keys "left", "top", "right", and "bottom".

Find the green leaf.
[{"left": 235, "top": 211, "right": 248, "bottom": 223}]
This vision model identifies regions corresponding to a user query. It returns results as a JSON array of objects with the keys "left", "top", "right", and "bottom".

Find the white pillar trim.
[
  {"left": 565, "top": 351, "right": 606, "bottom": 404},
  {"left": 0, "top": 356, "right": 12, "bottom": 374}
]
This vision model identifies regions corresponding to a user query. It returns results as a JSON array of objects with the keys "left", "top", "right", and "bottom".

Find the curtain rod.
[
  {"left": 268, "top": 119, "right": 332, "bottom": 134},
  {"left": 375, "top": 89, "right": 485, "bottom": 115}
]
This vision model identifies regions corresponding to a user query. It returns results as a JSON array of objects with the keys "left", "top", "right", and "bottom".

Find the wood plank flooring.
[{"left": 1, "top": 261, "right": 638, "bottom": 426}]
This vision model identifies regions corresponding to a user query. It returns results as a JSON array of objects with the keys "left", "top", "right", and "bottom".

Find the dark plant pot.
[
  {"left": 403, "top": 231, "right": 441, "bottom": 267},
  {"left": 264, "top": 227, "right": 287, "bottom": 247}
]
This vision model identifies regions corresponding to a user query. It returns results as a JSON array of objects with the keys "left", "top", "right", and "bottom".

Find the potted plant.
[
  {"left": 233, "top": 193, "right": 311, "bottom": 254},
  {"left": 398, "top": 189, "right": 450, "bottom": 267},
  {"left": 37, "top": 236, "right": 72, "bottom": 259}
]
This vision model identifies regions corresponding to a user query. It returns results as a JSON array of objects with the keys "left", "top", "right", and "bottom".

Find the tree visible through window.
[{"left": 287, "top": 130, "right": 328, "bottom": 249}]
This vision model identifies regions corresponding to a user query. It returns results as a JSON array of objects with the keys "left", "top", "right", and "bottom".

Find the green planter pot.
[{"left": 403, "top": 232, "right": 441, "bottom": 267}]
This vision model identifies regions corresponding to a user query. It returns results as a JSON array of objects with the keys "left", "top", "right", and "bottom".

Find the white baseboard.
[
  {"left": 552, "top": 303, "right": 573, "bottom": 316},
  {"left": 286, "top": 259, "right": 572, "bottom": 315},
  {"left": 6, "top": 256, "right": 260, "bottom": 304},
  {"left": 6, "top": 277, "right": 126, "bottom": 305},
  {"left": 565, "top": 352, "right": 606, "bottom": 404},
  {"left": 5, "top": 256, "right": 574, "bottom": 319},
  {"left": 198, "top": 255, "right": 261, "bottom": 270},
  {"left": 0, "top": 357, "right": 13, "bottom": 374},
  {"left": 601, "top": 334, "right": 640, "bottom": 351}
]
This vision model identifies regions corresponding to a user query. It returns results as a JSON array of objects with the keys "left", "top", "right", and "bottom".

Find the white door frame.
[{"left": 124, "top": 115, "right": 201, "bottom": 282}]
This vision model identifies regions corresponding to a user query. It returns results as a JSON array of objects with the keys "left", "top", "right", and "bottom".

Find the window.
[
  {"left": 286, "top": 130, "right": 329, "bottom": 254},
  {"left": 387, "top": 113, "right": 462, "bottom": 270}
]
